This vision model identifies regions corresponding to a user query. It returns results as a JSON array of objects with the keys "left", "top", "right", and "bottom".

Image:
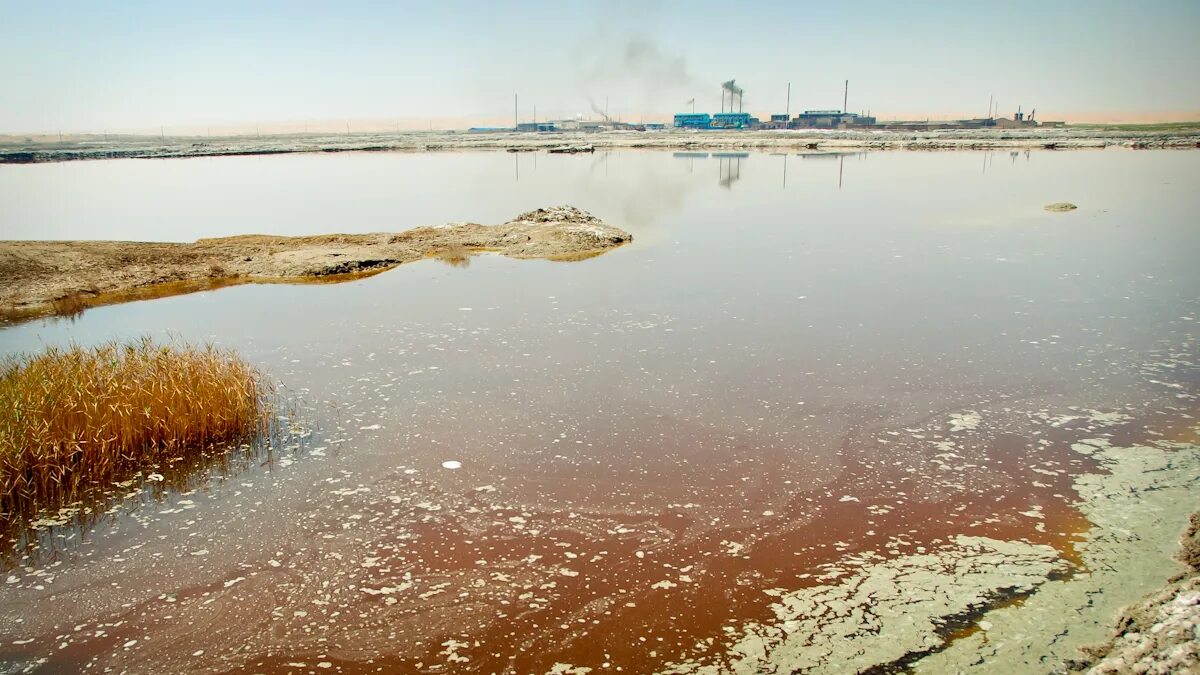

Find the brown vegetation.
[{"left": 0, "top": 338, "right": 270, "bottom": 512}]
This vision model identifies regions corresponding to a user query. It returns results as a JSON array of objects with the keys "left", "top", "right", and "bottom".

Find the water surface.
[{"left": 0, "top": 149, "right": 1197, "bottom": 673}]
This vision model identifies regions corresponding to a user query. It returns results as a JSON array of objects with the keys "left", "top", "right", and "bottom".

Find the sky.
[{"left": 2, "top": 0, "right": 1198, "bottom": 134}]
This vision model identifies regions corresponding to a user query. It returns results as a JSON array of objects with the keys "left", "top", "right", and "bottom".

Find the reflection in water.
[
  {"left": 671, "top": 151, "right": 749, "bottom": 189},
  {"left": 1, "top": 411, "right": 309, "bottom": 571},
  {"left": 435, "top": 244, "right": 472, "bottom": 268}
]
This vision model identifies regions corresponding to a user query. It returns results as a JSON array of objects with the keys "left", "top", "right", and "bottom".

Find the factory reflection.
[{"left": 670, "top": 150, "right": 867, "bottom": 190}]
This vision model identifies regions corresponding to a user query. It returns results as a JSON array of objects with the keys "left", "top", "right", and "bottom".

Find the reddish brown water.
[{"left": 1, "top": 149, "right": 1197, "bottom": 673}]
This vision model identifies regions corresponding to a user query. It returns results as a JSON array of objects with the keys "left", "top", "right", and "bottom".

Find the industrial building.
[
  {"left": 673, "top": 113, "right": 713, "bottom": 129},
  {"left": 515, "top": 122, "right": 559, "bottom": 132},
  {"left": 791, "top": 110, "right": 876, "bottom": 128},
  {"left": 712, "top": 112, "right": 760, "bottom": 128},
  {"left": 668, "top": 79, "right": 1059, "bottom": 131}
]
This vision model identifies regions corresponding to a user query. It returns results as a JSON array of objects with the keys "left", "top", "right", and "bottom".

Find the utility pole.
[
  {"left": 514, "top": 94, "right": 518, "bottom": 129},
  {"left": 987, "top": 94, "right": 993, "bottom": 120},
  {"left": 786, "top": 82, "right": 791, "bottom": 118},
  {"left": 843, "top": 80, "right": 848, "bottom": 114}
]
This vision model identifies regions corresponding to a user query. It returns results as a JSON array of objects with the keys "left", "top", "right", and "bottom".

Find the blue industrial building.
[
  {"left": 673, "top": 113, "right": 712, "bottom": 128},
  {"left": 674, "top": 112, "right": 763, "bottom": 129},
  {"left": 712, "top": 112, "right": 758, "bottom": 128}
]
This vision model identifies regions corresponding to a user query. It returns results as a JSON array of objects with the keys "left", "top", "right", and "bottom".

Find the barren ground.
[{"left": 0, "top": 206, "right": 630, "bottom": 322}]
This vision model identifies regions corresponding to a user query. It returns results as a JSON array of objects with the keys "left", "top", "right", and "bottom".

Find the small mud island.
[{"left": 0, "top": 206, "right": 630, "bottom": 321}]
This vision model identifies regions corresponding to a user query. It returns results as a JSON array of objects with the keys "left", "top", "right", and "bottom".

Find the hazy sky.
[{"left": 3, "top": 0, "right": 1198, "bottom": 133}]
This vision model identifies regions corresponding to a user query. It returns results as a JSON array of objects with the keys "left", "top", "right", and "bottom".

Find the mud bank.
[
  {"left": 1070, "top": 513, "right": 1200, "bottom": 673},
  {"left": 2, "top": 127, "right": 1199, "bottom": 164},
  {"left": 0, "top": 206, "right": 630, "bottom": 322},
  {"left": 660, "top": 415, "right": 1200, "bottom": 674}
]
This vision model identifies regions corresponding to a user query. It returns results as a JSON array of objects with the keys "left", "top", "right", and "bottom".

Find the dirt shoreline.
[
  {"left": 1069, "top": 512, "right": 1200, "bottom": 673},
  {"left": 0, "top": 206, "right": 631, "bottom": 323},
  {"left": 2, "top": 127, "right": 1199, "bottom": 164}
]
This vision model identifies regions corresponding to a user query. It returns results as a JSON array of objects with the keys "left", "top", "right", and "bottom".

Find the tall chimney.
[
  {"left": 514, "top": 94, "right": 518, "bottom": 129},
  {"left": 843, "top": 80, "right": 848, "bottom": 114}
]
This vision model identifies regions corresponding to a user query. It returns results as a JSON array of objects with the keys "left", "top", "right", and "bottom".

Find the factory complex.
[{"left": 483, "top": 79, "right": 1063, "bottom": 134}]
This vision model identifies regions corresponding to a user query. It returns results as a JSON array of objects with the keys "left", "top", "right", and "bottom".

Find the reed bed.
[{"left": 0, "top": 338, "right": 271, "bottom": 512}]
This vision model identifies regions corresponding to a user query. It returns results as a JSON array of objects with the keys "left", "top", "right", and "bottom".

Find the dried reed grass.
[{"left": 0, "top": 338, "right": 271, "bottom": 512}]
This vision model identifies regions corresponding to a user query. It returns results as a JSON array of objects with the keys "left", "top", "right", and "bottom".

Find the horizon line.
[{"left": 3, "top": 110, "right": 1200, "bottom": 138}]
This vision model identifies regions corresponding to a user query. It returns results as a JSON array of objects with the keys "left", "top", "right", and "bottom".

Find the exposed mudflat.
[
  {"left": 0, "top": 206, "right": 630, "bottom": 321},
  {"left": 1072, "top": 513, "right": 1200, "bottom": 673},
  {"left": 656, "top": 404, "right": 1200, "bottom": 674},
  {"left": 2, "top": 126, "right": 1199, "bottom": 165}
]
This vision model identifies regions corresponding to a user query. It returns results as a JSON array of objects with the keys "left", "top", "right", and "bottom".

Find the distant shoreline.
[{"left": 2, "top": 127, "right": 1198, "bottom": 164}]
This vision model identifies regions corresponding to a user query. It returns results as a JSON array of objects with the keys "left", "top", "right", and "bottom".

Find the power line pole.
[
  {"left": 786, "top": 82, "right": 791, "bottom": 118},
  {"left": 514, "top": 94, "right": 518, "bottom": 129}
]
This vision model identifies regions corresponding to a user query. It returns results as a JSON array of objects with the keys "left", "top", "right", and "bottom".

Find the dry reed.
[{"left": 0, "top": 338, "right": 271, "bottom": 512}]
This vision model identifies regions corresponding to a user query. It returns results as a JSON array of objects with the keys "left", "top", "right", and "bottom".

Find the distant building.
[
  {"left": 712, "top": 112, "right": 758, "bottom": 128},
  {"left": 515, "top": 122, "right": 558, "bottom": 132},
  {"left": 791, "top": 110, "right": 876, "bottom": 129},
  {"left": 674, "top": 113, "right": 713, "bottom": 129}
]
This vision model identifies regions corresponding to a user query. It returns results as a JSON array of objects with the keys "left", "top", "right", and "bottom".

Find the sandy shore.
[
  {"left": 0, "top": 206, "right": 630, "bottom": 322},
  {"left": 2, "top": 127, "right": 1199, "bottom": 164}
]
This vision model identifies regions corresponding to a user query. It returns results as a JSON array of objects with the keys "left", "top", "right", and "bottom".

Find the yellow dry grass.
[{"left": 0, "top": 338, "right": 270, "bottom": 511}]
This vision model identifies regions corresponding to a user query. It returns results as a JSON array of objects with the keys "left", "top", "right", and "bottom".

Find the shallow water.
[{"left": 0, "top": 149, "right": 1197, "bottom": 673}]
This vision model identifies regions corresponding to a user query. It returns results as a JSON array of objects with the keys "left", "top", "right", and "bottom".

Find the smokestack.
[
  {"left": 720, "top": 80, "right": 744, "bottom": 115},
  {"left": 843, "top": 80, "right": 848, "bottom": 114},
  {"left": 786, "top": 82, "right": 791, "bottom": 118},
  {"left": 514, "top": 94, "right": 518, "bottom": 129}
]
